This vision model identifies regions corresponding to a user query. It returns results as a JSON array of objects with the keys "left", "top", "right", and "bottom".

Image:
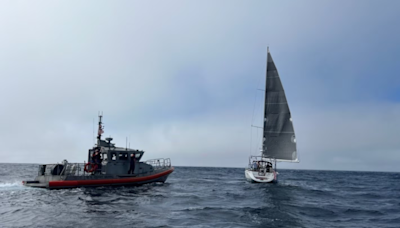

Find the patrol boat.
[{"left": 23, "top": 115, "right": 174, "bottom": 189}]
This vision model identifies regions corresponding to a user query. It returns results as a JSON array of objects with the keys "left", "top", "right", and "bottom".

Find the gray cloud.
[{"left": 0, "top": 1, "right": 399, "bottom": 171}]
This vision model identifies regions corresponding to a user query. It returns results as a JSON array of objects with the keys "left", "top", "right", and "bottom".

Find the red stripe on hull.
[{"left": 48, "top": 167, "right": 174, "bottom": 188}]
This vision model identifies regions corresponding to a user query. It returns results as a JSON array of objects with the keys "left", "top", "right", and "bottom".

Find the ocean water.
[{"left": 0, "top": 163, "right": 399, "bottom": 228}]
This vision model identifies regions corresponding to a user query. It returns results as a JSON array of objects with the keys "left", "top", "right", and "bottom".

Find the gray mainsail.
[{"left": 262, "top": 50, "right": 297, "bottom": 162}]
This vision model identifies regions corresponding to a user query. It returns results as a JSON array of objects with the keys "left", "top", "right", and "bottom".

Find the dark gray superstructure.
[{"left": 23, "top": 115, "right": 174, "bottom": 189}]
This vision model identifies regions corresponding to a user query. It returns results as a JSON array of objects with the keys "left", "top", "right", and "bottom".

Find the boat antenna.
[
  {"left": 126, "top": 137, "right": 128, "bottom": 150},
  {"left": 92, "top": 117, "right": 95, "bottom": 146},
  {"left": 97, "top": 112, "right": 104, "bottom": 147}
]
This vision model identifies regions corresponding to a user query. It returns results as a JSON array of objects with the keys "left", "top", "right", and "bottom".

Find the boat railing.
[
  {"left": 145, "top": 158, "right": 171, "bottom": 170},
  {"left": 60, "top": 163, "right": 88, "bottom": 176},
  {"left": 248, "top": 156, "right": 275, "bottom": 171},
  {"left": 39, "top": 158, "right": 172, "bottom": 178},
  {"left": 36, "top": 162, "right": 89, "bottom": 177}
]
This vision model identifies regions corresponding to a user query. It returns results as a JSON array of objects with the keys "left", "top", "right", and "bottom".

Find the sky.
[{"left": 0, "top": 1, "right": 399, "bottom": 172}]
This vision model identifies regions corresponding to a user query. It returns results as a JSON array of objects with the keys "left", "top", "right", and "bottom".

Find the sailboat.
[{"left": 245, "top": 48, "right": 298, "bottom": 183}]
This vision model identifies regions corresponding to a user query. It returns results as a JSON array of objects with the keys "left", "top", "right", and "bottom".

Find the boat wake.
[{"left": 0, "top": 181, "right": 23, "bottom": 189}]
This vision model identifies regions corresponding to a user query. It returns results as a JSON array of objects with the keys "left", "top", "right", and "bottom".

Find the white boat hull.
[{"left": 245, "top": 169, "right": 276, "bottom": 183}]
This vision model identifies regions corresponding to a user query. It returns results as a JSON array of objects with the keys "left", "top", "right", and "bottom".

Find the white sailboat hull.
[{"left": 245, "top": 169, "right": 276, "bottom": 183}]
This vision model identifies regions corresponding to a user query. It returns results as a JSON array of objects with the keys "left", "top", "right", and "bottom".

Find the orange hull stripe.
[{"left": 48, "top": 167, "right": 174, "bottom": 188}]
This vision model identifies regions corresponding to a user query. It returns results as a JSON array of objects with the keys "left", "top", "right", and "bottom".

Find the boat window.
[
  {"left": 102, "top": 153, "right": 108, "bottom": 161},
  {"left": 111, "top": 153, "right": 117, "bottom": 161},
  {"left": 135, "top": 153, "right": 141, "bottom": 158},
  {"left": 38, "top": 165, "right": 46, "bottom": 176},
  {"left": 51, "top": 164, "right": 64, "bottom": 175},
  {"left": 89, "top": 150, "right": 94, "bottom": 159},
  {"left": 119, "top": 153, "right": 128, "bottom": 160}
]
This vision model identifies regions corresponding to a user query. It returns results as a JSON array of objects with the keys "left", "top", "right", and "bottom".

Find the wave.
[
  {"left": 344, "top": 208, "right": 385, "bottom": 216},
  {"left": 0, "top": 181, "right": 23, "bottom": 188},
  {"left": 0, "top": 165, "right": 398, "bottom": 228},
  {"left": 179, "top": 205, "right": 261, "bottom": 212}
]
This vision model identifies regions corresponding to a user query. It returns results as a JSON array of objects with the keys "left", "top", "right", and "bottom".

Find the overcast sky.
[{"left": 0, "top": 1, "right": 399, "bottom": 172}]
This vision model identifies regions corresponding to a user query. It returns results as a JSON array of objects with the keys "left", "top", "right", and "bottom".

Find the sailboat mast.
[{"left": 261, "top": 47, "right": 269, "bottom": 156}]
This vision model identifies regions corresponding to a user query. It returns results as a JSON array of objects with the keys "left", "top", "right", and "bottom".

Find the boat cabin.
[{"left": 87, "top": 137, "right": 152, "bottom": 175}]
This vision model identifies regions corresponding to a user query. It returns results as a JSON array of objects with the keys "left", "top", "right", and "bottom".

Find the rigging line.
[
  {"left": 256, "top": 127, "right": 259, "bottom": 155},
  {"left": 251, "top": 61, "right": 267, "bottom": 126},
  {"left": 250, "top": 53, "right": 269, "bottom": 157},
  {"left": 249, "top": 88, "right": 260, "bottom": 157},
  {"left": 92, "top": 118, "right": 95, "bottom": 146},
  {"left": 250, "top": 89, "right": 258, "bottom": 125},
  {"left": 249, "top": 126, "right": 253, "bottom": 156}
]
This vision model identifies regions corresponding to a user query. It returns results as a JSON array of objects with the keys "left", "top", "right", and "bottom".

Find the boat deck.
[{"left": 23, "top": 158, "right": 173, "bottom": 189}]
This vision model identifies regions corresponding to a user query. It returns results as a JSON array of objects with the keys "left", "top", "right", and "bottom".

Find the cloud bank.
[{"left": 0, "top": 1, "right": 399, "bottom": 171}]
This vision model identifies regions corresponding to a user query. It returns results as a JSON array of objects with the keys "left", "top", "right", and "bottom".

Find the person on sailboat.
[
  {"left": 266, "top": 162, "right": 272, "bottom": 172},
  {"left": 252, "top": 161, "right": 258, "bottom": 170}
]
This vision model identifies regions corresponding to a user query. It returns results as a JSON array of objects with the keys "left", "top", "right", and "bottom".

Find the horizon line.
[{"left": 0, "top": 162, "right": 398, "bottom": 173}]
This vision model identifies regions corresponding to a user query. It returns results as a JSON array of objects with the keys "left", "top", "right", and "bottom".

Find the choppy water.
[{"left": 0, "top": 163, "right": 399, "bottom": 228}]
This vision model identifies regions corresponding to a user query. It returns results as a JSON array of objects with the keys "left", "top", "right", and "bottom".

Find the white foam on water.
[{"left": 0, "top": 181, "right": 23, "bottom": 188}]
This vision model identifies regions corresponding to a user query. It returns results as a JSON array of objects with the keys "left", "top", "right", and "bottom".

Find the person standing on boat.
[
  {"left": 252, "top": 161, "right": 258, "bottom": 170},
  {"left": 92, "top": 149, "right": 102, "bottom": 173},
  {"left": 128, "top": 154, "right": 136, "bottom": 174},
  {"left": 92, "top": 150, "right": 100, "bottom": 163},
  {"left": 91, "top": 150, "right": 96, "bottom": 164},
  {"left": 266, "top": 162, "right": 272, "bottom": 172},
  {"left": 96, "top": 151, "right": 103, "bottom": 171}
]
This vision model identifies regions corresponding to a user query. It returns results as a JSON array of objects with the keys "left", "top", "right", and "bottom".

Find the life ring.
[{"left": 84, "top": 163, "right": 98, "bottom": 173}]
